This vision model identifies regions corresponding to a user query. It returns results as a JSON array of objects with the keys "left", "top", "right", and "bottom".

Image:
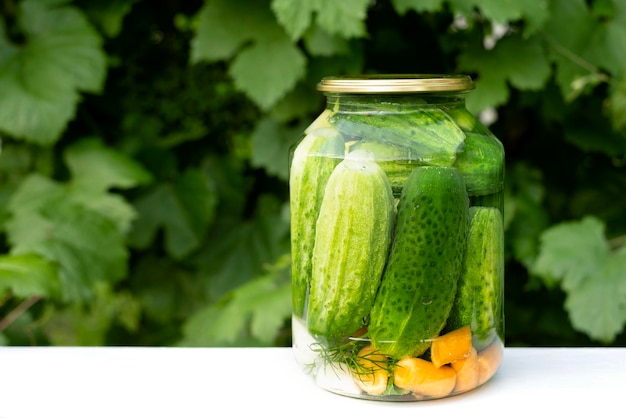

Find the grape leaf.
[
  {"left": 303, "top": 26, "right": 350, "bottom": 57},
  {"left": 608, "top": 71, "right": 626, "bottom": 134},
  {"left": 43, "top": 282, "right": 141, "bottom": 346},
  {"left": 542, "top": 0, "right": 626, "bottom": 99},
  {"left": 583, "top": 19, "right": 626, "bottom": 77},
  {"left": 76, "top": 0, "right": 138, "bottom": 38},
  {"left": 458, "top": 34, "right": 551, "bottom": 112},
  {"left": 271, "top": 0, "right": 315, "bottom": 40},
  {"left": 6, "top": 175, "right": 128, "bottom": 301},
  {"left": 470, "top": 0, "right": 550, "bottom": 35},
  {"left": 178, "top": 255, "right": 291, "bottom": 346},
  {"left": 190, "top": 0, "right": 282, "bottom": 63},
  {"left": 128, "top": 168, "right": 218, "bottom": 259},
  {"left": 314, "top": 0, "right": 369, "bottom": 39},
  {"left": 533, "top": 216, "right": 609, "bottom": 292},
  {"left": 565, "top": 250, "right": 626, "bottom": 343},
  {"left": 0, "top": 0, "right": 107, "bottom": 144},
  {"left": 192, "top": 195, "right": 290, "bottom": 303},
  {"left": 272, "top": 0, "right": 368, "bottom": 40},
  {"left": 391, "top": 0, "right": 444, "bottom": 14},
  {"left": 62, "top": 137, "right": 152, "bottom": 234},
  {"left": 229, "top": 35, "right": 307, "bottom": 110},
  {"left": 64, "top": 137, "right": 153, "bottom": 192},
  {"left": 0, "top": 254, "right": 60, "bottom": 298},
  {"left": 251, "top": 117, "right": 304, "bottom": 180},
  {"left": 191, "top": 0, "right": 306, "bottom": 109},
  {"left": 505, "top": 163, "right": 550, "bottom": 269},
  {"left": 533, "top": 216, "right": 626, "bottom": 342},
  {"left": 563, "top": 114, "right": 626, "bottom": 157}
]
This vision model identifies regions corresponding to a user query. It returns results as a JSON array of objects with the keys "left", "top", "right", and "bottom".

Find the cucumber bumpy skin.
[
  {"left": 306, "top": 150, "right": 395, "bottom": 344},
  {"left": 446, "top": 206, "right": 504, "bottom": 350},
  {"left": 453, "top": 132, "right": 505, "bottom": 197},
  {"left": 290, "top": 128, "right": 345, "bottom": 318},
  {"left": 369, "top": 166, "right": 470, "bottom": 359}
]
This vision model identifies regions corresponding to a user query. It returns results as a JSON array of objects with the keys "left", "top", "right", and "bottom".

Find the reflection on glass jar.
[{"left": 290, "top": 75, "right": 504, "bottom": 401}]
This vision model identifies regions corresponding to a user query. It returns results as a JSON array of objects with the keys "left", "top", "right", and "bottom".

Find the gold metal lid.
[{"left": 317, "top": 74, "right": 475, "bottom": 93}]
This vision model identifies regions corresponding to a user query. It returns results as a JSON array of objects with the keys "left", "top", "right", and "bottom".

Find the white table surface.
[{"left": 0, "top": 346, "right": 624, "bottom": 417}]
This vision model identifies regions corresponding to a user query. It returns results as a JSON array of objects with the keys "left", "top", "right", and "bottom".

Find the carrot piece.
[
  {"left": 477, "top": 340, "right": 503, "bottom": 385},
  {"left": 393, "top": 357, "right": 457, "bottom": 398},
  {"left": 430, "top": 325, "right": 472, "bottom": 368},
  {"left": 352, "top": 345, "right": 389, "bottom": 396},
  {"left": 451, "top": 346, "right": 479, "bottom": 393}
]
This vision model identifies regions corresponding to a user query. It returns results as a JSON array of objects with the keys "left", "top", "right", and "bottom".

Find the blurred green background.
[{"left": 1, "top": 0, "right": 625, "bottom": 347}]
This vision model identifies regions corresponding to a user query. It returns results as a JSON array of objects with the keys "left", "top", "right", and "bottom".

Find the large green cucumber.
[
  {"left": 290, "top": 128, "right": 345, "bottom": 317},
  {"left": 446, "top": 206, "right": 504, "bottom": 349},
  {"left": 349, "top": 139, "right": 423, "bottom": 196},
  {"left": 329, "top": 107, "right": 466, "bottom": 167},
  {"left": 369, "top": 166, "right": 469, "bottom": 359},
  {"left": 453, "top": 132, "right": 504, "bottom": 197},
  {"left": 306, "top": 150, "right": 395, "bottom": 343}
]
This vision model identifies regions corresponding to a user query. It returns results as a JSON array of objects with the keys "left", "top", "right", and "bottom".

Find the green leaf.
[
  {"left": 583, "top": 19, "right": 626, "bottom": 77},
  {"left": 190, "top": 0, "right": 281, "bottom": 63},
  {"left": 533, "top": 217, "right": 609, "bottom": 292},
  {"left": 76, "top": 0, "right": 138, "bottom": 38},
  {"left": 458, "top": 34, "right": 551, "bottom": 112},
  {"left": 314, "top": 0, "right": 369, "bottom": 39},
  {"left": 64, "top": 137, "right": 153, "bottom": 192},
  {"left": 0, "top": 0, "right": 107, "bottom": 143},
  {"left": 565, "top": 251, "right": 626, "bottom": 343},
  {"left": 303, "top": 26, "right": 351, "bottom": 57},
  {"left": 505, "top": 163, "right": 550, "bottom": 268},
  {"left": 0, "top": 254, "right": 60, "bottom": 298},
  {"left": 6, "top": 175, "right": 128, "bottom": 301},
  {"left": 563, "top": 113, "right": 626, "bottom": 157},
  {"left": 271, "top": 0, "right": 315, "bottom": 40},
  {"left": 62, "top": 137, "right": 151, "bottom": 234},
  {"left": 608, "top": 71, "right": 626, "bottom": 134},
  {"left": 543, "top": 0, "right": 626, "bottom": 99},
  {"left": 251, "top": 117, "right": 303, "bottom": 180},
  {"left": 230, "top": 36, "right": 307, "bottom": 110},
  {"left": 391, "top": 0, "right": 444, "bottom": 14},
  {"left": 128, "top": 168, "right": 218, "bottom": 259},
  {"left": 272, "top": 0, "right": 369, "bottom": 40},
  {"left": 469, "top": 0, "right": 550, "bottom": 34},
  {"left": 193, "top": 195, "right": 290, "bottom": 302},
  {"left": 43, "top": 281, "right": 141, "bottom": 345},
  {"left": 179, "top": 255, "right": 291, "bottom": 346},
  {"left": 191, "top": 0, "right": 306, "bottom": 109}
]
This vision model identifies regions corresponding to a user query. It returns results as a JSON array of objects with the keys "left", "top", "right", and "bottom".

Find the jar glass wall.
[{"left": 289, "top": 75, "right": 504, "bottom": 401}]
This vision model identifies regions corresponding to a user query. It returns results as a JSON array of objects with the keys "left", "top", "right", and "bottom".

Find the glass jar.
[{"left": 289, "top": 75, "right": 504, "bottom": 401}]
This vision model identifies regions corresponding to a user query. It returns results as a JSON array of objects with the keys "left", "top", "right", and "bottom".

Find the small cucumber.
[
  {"left": 446, "top": 206, "right": 504, "bottom": 350},
  {"left": 290, "top": 128, "right": 345, "bottom": 317},
  {"left": 306, "top": 150, "right": 395, "bottom": 344},
  {"left": 453, "top": 132, "right": 504, "bottom": 197},
  {"left": 369, "top": 166, "right": 469, "bottom": 359},
  {"left": 330, "top": 107, "right": 466, "bottom": 167}
]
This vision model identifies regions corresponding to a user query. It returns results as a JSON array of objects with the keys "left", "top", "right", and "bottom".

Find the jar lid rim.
[{"left": 317, "top": 74, "right": 475, "bottom": 93}]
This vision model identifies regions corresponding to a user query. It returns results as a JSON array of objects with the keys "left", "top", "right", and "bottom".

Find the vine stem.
[
  {"left": 543, "top": 33, "right": 611, "bottom": 84},
  {"left": 0, "top": 295, "right": 42, "bottom": 333}
]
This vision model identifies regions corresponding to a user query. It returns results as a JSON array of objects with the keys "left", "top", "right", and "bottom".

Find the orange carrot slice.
[
  {"left": 394, "top": 357, "right": 457, "bottom": 398},
  {"left": 451, "top": 346, "right": 479, "bottom": 393},
  {"left": 430, "top": 325, "right": 472, "bottom": 368},
  {"left": 352, "top": 345, "right": 389, "bottom": 396},
  {"left": 477, "top": 340, "right": 503, "bottom": 385}
]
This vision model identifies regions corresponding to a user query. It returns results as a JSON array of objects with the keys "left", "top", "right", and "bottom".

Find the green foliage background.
[{"left": 1, "top": 0, "right": 625, "bottom": 347}]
